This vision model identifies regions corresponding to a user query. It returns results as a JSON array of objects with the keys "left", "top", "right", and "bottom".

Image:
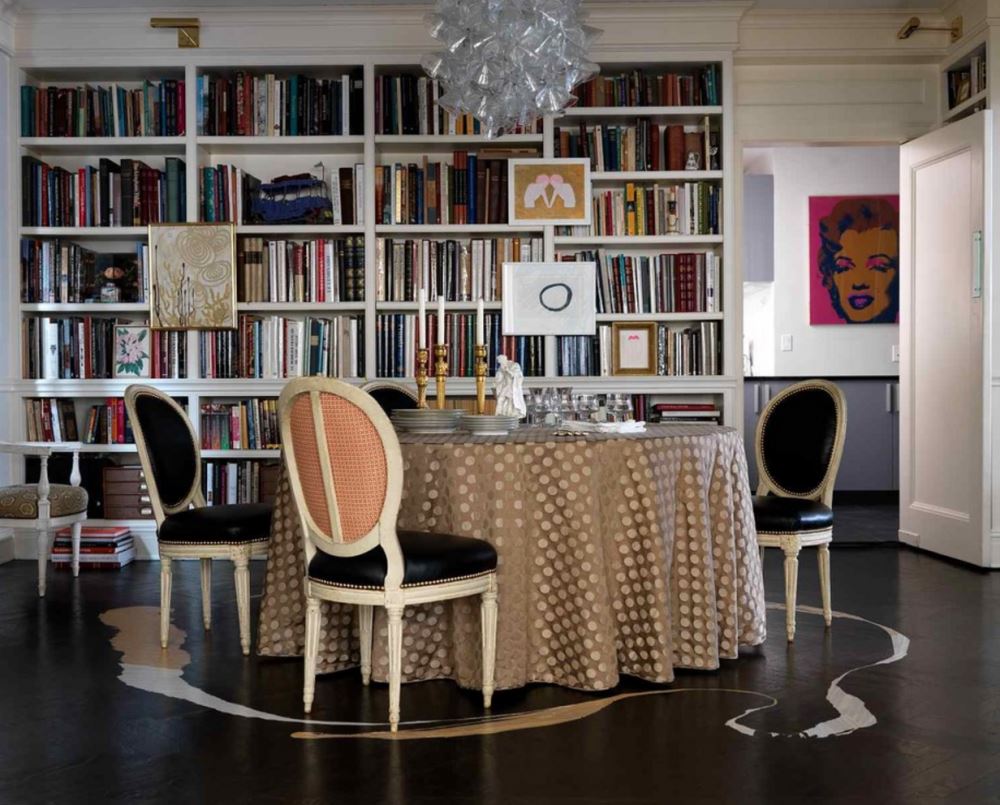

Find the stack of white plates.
[
  {"left": 461, "top": 413, "right": 521, "bottom": 436},
  {"left": 391, "top": 409, "right": 464, "bottom": 434}
]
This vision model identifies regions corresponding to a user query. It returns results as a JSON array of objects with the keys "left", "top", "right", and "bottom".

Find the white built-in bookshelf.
[{"left": 9, "top": 55, "right": 736, "bottom": 544}]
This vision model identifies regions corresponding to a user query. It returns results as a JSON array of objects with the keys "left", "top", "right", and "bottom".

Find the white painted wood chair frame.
[
  {"left": 0, "top": 441, "right": 86, "bottom": 596},
  {"left": 278, "top": 377, "right": 498, "bottom": 732},
  {"left": 124, "top": 385, "right": 268, "bottom": 655},
  {"left": 754, "top": 379, "right": 847, "bottom": 642}
]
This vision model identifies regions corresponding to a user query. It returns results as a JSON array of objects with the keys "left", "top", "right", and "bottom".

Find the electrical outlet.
[
  {"left": 891, "top": 345, "right": 900, "bottom": 363},
  {"left": 780, "top": 334, "right": 793, "bottom": 352}
]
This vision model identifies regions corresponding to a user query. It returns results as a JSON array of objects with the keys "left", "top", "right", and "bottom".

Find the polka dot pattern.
[{"left": 257, "top": 424, "right": 766, "bottom": 690}]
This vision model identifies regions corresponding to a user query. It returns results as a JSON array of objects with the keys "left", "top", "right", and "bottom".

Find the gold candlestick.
[
  {"left": 415, "top": 348, "right": 429, "bottom": 409},
  {"left": 434, "top": 344, "right": 448, "bottom": 409},
  {"left": 474, "top": 344, "right": 488, "bottom": 415}
]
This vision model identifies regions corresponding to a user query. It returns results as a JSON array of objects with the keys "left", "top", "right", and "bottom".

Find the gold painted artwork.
[
  {"left": 149, "top": 224, "right": 237, "bottom": 330},
  {"left": 510, "top": 159, "right": 590, "bottom": 224}
]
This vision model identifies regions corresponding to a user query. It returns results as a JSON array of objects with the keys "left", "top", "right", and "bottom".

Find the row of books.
[
  {"left": 24, "top": 398, "right": 78, "bottom": 442},
  {"left": 376, "top": 236, "right": 542, "bottom": 303},
  {"left": 198, "top": 315, "right": 364, "bottom": 379},
  {"left": 199, "top": 399, "right": 280, "bottom": 450},
  {"left": 558, "top": 321, "right": 721, "bottom": 376},
  {"left": 237, "top": 236, "right": 365, "bottom": 303},
  {"left": 646, "top": 401, "right": 722, "bottom": 423},
  {"left": 22, "top": 317, "right": 183, "bottom": 379},
  {"left": 374, "top": 75, "right": 541, "bottom": 136},
  {"left": 574, "top": 66, "right": 721, "bottom": 108},
  {"left": 947, "top": 55, "right": 987, "bottom": 109},
  {"left": 199, "top": 164, "right": 363, "bottom": 225},
  {"left": 376, "top": 151, "right": 522, "bottom": 225},
  {"left": 203, "top": 460, "right": 280, "bottom": 506},
  {"left": 559, "top": 182, "right": 722, "bottom": 237},
  {"left": 196, "top": 71, "right": 364, "bottom": 136},
  {"left": 21, "top": 240, "right": 148, "bottom": 304},
  {"left": 83, "top": 399, "right": 134, "bottom": 444},
  {"left": 21, "top": 156, "right": 187, "bottom": 227},
  {"left": 375, "top": 312, "right": 545, "bottom": 378},
  {"left": 21, "top": 80, "right": 185, "bottom": 138},
  {"left": 555, "top": 119, "right": 718, "bottom": 172},
  {"left": 565, "top": 250, "right": 721, "bottom": 314},
  {"left": 51, "top": 526, "right": 135, "bottom": 571}
]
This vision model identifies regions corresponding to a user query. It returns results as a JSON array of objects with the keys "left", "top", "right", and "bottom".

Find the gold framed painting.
[
  {"left": 508, "top": 158, "right": 591, "bottom": 226},
  {"left": 611, "top": 322, "right": 657, "bottom": 375},
  {"left": 149, "top": 223, "right": 237, "bottom": 330}
]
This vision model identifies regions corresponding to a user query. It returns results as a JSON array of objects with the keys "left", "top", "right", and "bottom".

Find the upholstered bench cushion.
[
  {"left": 159, "top": 502, "right": 273, "bottom": 544},
  {"left": 309, "top": 530, "right": 498, "bottom": 590},
  {"left": 752, "top": 495, "right": 833, "bottom": 534},
  {"left": 0, "top": 484, "right": 88, "bottom": 519}
]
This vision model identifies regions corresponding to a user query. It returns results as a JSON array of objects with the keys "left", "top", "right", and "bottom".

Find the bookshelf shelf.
[
  {"left": 20, "top": 136, "right": 186, "bottom": 156},
  {"left": 943, "top": 88, "right": 988, "bottom": 122},
  {"left": 235, "top": 224, "right": 364, "bottom": 235},
  {"left": 236, "top": 302, "right": 366, "bottom": 312},
  {"left": 590, "top": 170, "right": 723, "bottom": 182},
  {"left": 595, "top": 312, "right": 724, "bottom": 323},
  {"left": 20, "top": 303, "right": 148, "bottom": 313},
  {"left": 562, "top": 105, "right": 722, "bottom": 125},
  {"left": 20, "top": 226, "right": 148, "bottom": 238},
  {"left": 202, "top": 449, "right": 281, "bottom": 459},
  {"left": 375, "top": 134, "right": 543, "bottom": 152},
  {"left": 554, "top": 235, "right": 724, "bottom": 246},
  {"left": 375, "top": 224, "right": 543, "bottom": 234},
  {"left": 197, "top": 135, "right": 365, "bottom": 154},
  {"left": 376, "top": 301, "right": 503, "bottom": 311}
]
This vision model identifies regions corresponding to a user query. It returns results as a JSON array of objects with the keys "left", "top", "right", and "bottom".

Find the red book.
[
  {"left": 654, "top": 402, "right": 718, "bottom": 411},
  {"left": 650, "top": 124, "right": 661, "bottom": 171},
  {"left": 666, "top": 125, "right": 685, "bottom": 171}
]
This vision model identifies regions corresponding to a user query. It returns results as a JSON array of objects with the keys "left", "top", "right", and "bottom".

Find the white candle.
[
  {"left": 437, "top": 295, "right": 446, "bottom": 346},
  {"left": 476, "top": 298, "right": 485, "bottom": 346},
  {"left": 418, "top": 288, "right": 427, "bottom": 349}
]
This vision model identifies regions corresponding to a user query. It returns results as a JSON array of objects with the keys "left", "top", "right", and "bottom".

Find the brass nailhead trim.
[{"left": 309, "top": 568, "right": 497, "bottom": 592}]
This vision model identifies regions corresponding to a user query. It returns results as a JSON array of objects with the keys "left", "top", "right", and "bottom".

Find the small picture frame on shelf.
[
  {"left": 149, "top": 223, "right": 237, "bottom": 330},
  {"left": 612, "top": 322, "right": 657, "bottom": 375},
  {"left": 113, "top": 325, "right": 151, "bottom": 378},
  {"left": 508, "top": 158, "right": 591, "bottom": 226},
  {"left": 501, "top": 261, "right": 596, "bottom": 335}
]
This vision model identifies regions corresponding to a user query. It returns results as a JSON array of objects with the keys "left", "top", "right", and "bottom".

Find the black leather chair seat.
[
  {"left": 752, "top": 496, "right": 833, "bottom": 533},
  {"left": 159, "top": 502, "right": 273, "bottom": 544},
  {"left": 309, "top": 530, "right": 498, "bottom": 589}
]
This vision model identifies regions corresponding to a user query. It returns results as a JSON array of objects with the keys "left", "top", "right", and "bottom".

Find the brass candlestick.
[
  {"left": 434, "top": 344, "right": 448, "bottom": 409},
  {"left": 474, "top": 344, "right": 488, "bottom": 414},
  {"left": 415, "top": 348, "right": 429, "bottom": 409}
]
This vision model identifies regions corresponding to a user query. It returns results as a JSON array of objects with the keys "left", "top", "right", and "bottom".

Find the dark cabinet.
[{"left": 743, "top": 377, "right": 899, "bottom": 492}]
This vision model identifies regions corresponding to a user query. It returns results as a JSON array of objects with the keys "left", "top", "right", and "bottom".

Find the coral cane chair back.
[{"left": 279, "top": 378, "right": 405, "bottom": 586}]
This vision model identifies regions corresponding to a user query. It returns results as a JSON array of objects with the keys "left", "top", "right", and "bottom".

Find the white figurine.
[{"left": 494, "top": 355, "right": 527, "bottom": 419}]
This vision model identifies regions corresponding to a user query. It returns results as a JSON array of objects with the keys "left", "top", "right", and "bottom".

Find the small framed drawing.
[
  {"left": 612, "top": 322, "right": 657, "bottom": 375},
  {"left": 113, "top": 325, "right": 151, "bottom": 378},
  {"left": 502, "top": 262, "right": 596, "bottom": 335},
  {"left": 509, "top": 158, "right": 591, "bottom": 226},
  {"left": 149, "top": 223, "right": 237, "bottom": 330}
]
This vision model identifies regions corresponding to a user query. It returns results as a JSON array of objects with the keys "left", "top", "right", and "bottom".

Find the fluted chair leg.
[
  {"left": 358, "top": 605, "right": 374, "bottom": 685},
  {"left": 233, "top": 550, "right": 251, "bottom": 656},
  {"left": 481, "top": 581, "right": 498, "bottom": 709},
  {"left": 71, "top": 521, "right": 82, "bottom": 578},
  {"left": 37, "top": 528, "right": 50, "bottom": 597},
  {"left": 818, "top": 544, "right": 832, "bottom": 627},
  {"left": 304, "top": 597, "right": 320, "bottom": 714},
  {"left": 781, "top": 537, "right": 800, "bottom": 642},
  {"left": 160, "top": 556, "right": 173, "bottom": 649},
  {"left": 200, "top": 558, "right": 212, "bottom": 631},
  {"left": 387, "top": 604, "right": 404, "bottom": 732}
]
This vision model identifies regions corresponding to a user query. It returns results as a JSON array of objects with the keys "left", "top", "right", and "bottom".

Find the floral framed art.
[
  {"left": 149, "top": 223, "right": 237, "bottom": 330},
  {"left": 113, "top": 325, "right": 151, "bottom": 378}
]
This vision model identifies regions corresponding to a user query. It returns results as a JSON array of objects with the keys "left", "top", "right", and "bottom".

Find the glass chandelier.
[{"left": 422, "top": 0, "right": 601, "bottom": 139}]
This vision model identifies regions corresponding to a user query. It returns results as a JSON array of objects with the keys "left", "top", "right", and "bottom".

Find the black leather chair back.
[
  {"left": 129, "top": 390, "right": 199, "bottom": 510},
  {"left": 362, "top": 383, "right": 419, "bottom": 416},
  {"left": 757, "top": 381, "right": 844, "bottom": 499}
]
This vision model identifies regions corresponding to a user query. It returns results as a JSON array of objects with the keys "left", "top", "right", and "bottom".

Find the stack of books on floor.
[
  {"left": 648, "top": 402, "right": 722, "bottom": 423},
  {"left": 51, "top": 525, "right": 135, "bottom": 571}
]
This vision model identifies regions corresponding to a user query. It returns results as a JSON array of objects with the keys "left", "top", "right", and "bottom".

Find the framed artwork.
[
  {"left": 508, "top": 158, "right": 591, "bottom": 226},
  {"left": 501, "top": 261, "right": 596, "bottom": 336},
  {"left": 611, "top": 322, "right": 657, "bottom": 375},
  {"left": 113, "top": 325, "right": 151, "bottom": 378},
  {"left": 149, "top": 223, "right": 237, "bottom": 330},
  {"left": 809, "top": 195, "right": 900, "bottom": 325}
]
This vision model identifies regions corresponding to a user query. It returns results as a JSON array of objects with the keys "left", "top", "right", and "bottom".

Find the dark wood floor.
[{"left": 1, "top": 542, "right": 998, "bottom": 805}]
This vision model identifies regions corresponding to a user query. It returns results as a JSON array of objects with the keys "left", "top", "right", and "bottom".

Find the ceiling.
[{"left": 8, "top": 0, "right": 953, "bottom": 10}]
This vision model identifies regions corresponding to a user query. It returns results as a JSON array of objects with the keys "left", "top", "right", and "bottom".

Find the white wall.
[{"left": 748, "top": 145, "right": 901, "bottom": 377}]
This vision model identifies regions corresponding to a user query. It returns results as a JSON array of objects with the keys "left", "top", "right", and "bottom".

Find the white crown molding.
[{"left": 0, "top": 0, "right": 17, "bottom": 56}]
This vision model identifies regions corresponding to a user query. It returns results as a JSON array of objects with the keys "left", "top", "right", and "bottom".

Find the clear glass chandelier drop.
[{"left": 422, "top": 0, "right": 601, "bottom": 139}]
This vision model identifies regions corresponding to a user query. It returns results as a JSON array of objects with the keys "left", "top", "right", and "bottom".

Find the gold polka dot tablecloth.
[{"left": 257, "top": 424, "right": 766, "bottom": 691}]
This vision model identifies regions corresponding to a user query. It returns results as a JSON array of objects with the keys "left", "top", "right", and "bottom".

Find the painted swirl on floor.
[{"left": 100, "top": 603, "right": 908, "bottom": 740}]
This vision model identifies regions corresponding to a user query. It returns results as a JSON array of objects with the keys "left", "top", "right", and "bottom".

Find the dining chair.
[
  {"left": 124, "top": 385, "right": 272, "bottom": 655},
  {"left": 278, "top": 377, "right": 498, "bottom": 732},
  {"left": 360, "top": 379, "right": 419, "bottom": 415},
  {"left": 753, "top": 379, "right": 847, "bottom": 642},
  {"left": 0, "top": 442, "right": 87, "bottom": 596}
]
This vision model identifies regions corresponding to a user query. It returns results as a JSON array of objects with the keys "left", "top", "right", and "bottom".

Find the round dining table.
[{"left": 257, "top": 423, "right": 766, "bottom": 691}]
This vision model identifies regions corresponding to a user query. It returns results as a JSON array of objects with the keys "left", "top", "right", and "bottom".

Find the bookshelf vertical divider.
[{"left": 10, "top": 53, "right": 737, "bottom": 555}]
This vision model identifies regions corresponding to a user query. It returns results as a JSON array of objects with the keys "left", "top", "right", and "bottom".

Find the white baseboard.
[
  {"left": 990, "top": 532, "right": 1000, "bottom": 569},
  {"left": 0, "top": 529, "right": 13, "bottom": 564},
  {"left": 898, "top": 528, "right": 919, "bottom": 546}
]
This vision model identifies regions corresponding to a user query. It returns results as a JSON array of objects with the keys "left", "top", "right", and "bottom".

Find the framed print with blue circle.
[{"left": 501, "top": 261, "right": 596, "bottom": 336}]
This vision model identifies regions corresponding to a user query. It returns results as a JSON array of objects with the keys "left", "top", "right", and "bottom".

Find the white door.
[{"left": 899, "top": 111, "right": 989, "bottom": 566}]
